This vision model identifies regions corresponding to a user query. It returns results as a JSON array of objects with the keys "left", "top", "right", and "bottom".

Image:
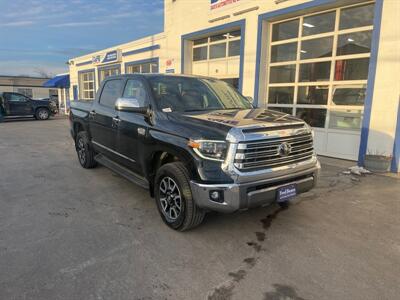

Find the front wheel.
[
  {"left": 155, "top": 162, "right": 205, "bottom": 231},
  {"left": 35, "top": 108, "right": 50, "bottom": 120}
]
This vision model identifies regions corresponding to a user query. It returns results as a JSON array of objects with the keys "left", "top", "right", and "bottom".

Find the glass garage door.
[
  {"left": 191, "top": 30, "right": 241, "bottom": 85},
  {"left": 265, "top": 2, "right": 375, "bottom": 160}
]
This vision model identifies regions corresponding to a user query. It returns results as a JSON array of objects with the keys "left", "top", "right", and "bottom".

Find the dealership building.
[{"left": 68, "top": 0, "right": 400, "bottom": 172}]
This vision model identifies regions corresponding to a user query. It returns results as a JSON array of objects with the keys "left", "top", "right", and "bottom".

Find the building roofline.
[
  {"left": 70, "top": 32, "right": 165, "bottom": 63},
  {"left": 0, "top": 75, "right": 50, "bottom": 80}
]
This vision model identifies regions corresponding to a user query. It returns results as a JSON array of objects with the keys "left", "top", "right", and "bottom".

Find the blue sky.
[{"left": 0, "top": 0, "right": 164, "bottom": 77}]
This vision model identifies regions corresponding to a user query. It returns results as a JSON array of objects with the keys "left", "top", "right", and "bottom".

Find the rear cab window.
[{"left": 99, "top": 79, "right": 123, "bottom": 109}]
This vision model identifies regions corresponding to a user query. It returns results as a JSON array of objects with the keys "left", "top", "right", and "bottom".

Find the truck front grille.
[{"left": 234, "top": 133, "right": 314, "bottom": 171}]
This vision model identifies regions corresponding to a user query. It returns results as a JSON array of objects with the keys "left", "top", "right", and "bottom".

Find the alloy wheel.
[
  {"left": 77, "top": 138, "right": 86, "bottom": 165},
  {"left": 159, "top": 176, "right": 182, "bottom": 220},
  {"left": 38, "top": 110, "right": 49, "bottom": 120}
]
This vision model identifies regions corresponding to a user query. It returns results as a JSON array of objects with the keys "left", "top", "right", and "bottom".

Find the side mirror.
[{"left": 115, "top": 97, "right": 149, "bottom": 114}]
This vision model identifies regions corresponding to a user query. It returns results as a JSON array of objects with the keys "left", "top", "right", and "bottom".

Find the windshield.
[{"left": 148, "top": 76, "right": 252, "bottom": 112}]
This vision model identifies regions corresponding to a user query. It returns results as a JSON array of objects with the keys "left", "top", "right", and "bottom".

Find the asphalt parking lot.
[{"left": 0, "top": 118, "right": 399, "bottom": 300}]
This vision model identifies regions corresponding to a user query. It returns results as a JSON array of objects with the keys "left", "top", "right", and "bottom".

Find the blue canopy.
[{"left": 43, "top": 74, "right": 70, "bottom": 88}]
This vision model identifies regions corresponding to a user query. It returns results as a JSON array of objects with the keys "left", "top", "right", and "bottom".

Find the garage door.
[
  {"left": 191, "top": 30, "right": 241, "bottom": 89},
  {"left": 265, "top": 2, "right": 375, "bottom": 160}
]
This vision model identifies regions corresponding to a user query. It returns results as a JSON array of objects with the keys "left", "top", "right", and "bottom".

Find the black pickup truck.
[
  {"left": 0, "top": 92, "right": 58, "bottom": 120},
  {"left": 69, "top": 74, "right": 320, "bottom": 231}
]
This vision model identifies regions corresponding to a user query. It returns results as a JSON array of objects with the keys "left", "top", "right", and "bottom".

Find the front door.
[
  {"left": 5, "top": 93, "right": 33, "bottom": 116},
  {"left": 116, "top": 78, "right": 150, "bottom": 174},
  {"left": 89, "top": 79, "right": 123, "bottom": 159}
]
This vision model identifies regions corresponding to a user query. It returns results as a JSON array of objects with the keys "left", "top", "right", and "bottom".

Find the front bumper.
[{"left": 190, "top": 160, "right": 320, "bottom": 213}]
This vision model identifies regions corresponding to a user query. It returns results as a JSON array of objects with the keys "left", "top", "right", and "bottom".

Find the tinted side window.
[
  {"left": 99, "top": 79, "right": 123, "bottom": 108},
  {"left": 8, "top": 93, "right": 28, "bottom": 102},
  {"left": 123, "top": 79, "right": 149, "bottom": 107}
]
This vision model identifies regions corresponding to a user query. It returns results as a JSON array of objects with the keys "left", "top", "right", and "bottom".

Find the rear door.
[
  {"left": 116, "top": 78, "right": 151, "bottom": 174},
  {"left": 89, "top": 79, "right": 123, "bottom": 158},
  {"left": 4, "top": 93, "right": 33, "bottom": 116}
]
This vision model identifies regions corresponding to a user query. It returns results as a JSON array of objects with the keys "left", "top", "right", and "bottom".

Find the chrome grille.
[{"left": 234, "top": 133, "right": 314, "bottom": 171}]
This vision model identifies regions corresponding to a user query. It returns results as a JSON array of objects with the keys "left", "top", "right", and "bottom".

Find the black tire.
[
  {"left": 155, "top": 162, "right": 205, "bottom": 231},
  {"left": 35, "top": 108, "right": 50, "bottom": 120},
  {"left": 75, "top": 131, "right": 97, "bottom": 169}
]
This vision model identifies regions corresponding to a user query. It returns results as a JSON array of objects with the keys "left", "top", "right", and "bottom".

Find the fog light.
[{"left": 209, "top": 190, "right": 224, "bottom": 203}]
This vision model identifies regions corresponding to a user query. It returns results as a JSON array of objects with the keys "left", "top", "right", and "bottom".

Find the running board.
[{"left": 94, "top": 154, "right": 149, "bottom": 189}]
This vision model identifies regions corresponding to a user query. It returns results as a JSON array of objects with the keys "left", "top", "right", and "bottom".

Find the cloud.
[
  {"left": 0, "top": 60, "right": 68, "bottom": 77},
  {"left": 49, "top": 20, "right": 108, "bottom": 28},
  {"left": 0, "top": 21, "right": 35, "bottom": 27}
]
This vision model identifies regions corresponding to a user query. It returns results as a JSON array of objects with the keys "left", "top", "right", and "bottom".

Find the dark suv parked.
[{"left": 0, "top": 92, "right": 58, "bottom": 120}]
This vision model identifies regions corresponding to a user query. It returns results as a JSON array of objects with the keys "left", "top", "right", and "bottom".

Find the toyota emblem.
[{"left": 278, "top": 142, "right": 292, "bottom": 157}]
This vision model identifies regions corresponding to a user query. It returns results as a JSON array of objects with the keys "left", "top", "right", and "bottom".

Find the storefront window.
[
  {"left": 228, "top": 40, "right": 240, "bottom": 57},
  {"left": 267, "top": 2, "right": 374, "bottom": 129},
  {"left": 79, "top": 71, "right": 95, "bottom": 100},
  {"left": 99, "top": 66, "right": 120, "bottom": 84},
  {"left": 209, "top": 43, "right": 226, "bottom": 59},
  {"left": 332, "top": 85, "right": 366, "bottom": 106},
  {"left": 269, "top": 65, "right": 296, "bottom": 83},
  {"left": 272, "top": 19, "right": 299, "bottom": 41},
  {"left": 193, "top": 46, "right": 208, "bottom": 61},
  {"left": 296, "top": 108, "right": 327, "bottom": 128},
  {"left": 337, "top": 31, "right": 372, "bottom": 56},
  {"left": 339, "top": 4, "right": 375, "bottom": 30},
  {"left": 299, "top": 61, "right": 331, "bottom": 82},
  {"left": 302, "top": 11, "right": 336, "bottom": 36},
  {"left": 271, "top": 42, "right": 297, "bottom": 63},
  {"left": 334, "top": 58, "right": 369, "bottom": 81},
  {"left": 268, "top": 87, "right": 294, "bottom": 104},
  {"left": 300, "top": 36, "right": 333, "bottom": 59},
  {"left": 126, "top": 61, "right": 158, "bottom": 74},
  {"left": 297, "top": 86, "right": 329, "bottom": 105},
  {"left": 192, "top": 29, "right": 241, "bottom": 62},
  {"left": 329, "top": 109, "right": 363, "bottom": 131}
]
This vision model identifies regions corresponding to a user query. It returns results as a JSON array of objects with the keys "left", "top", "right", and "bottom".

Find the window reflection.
[
  {"left": 337, "top": 31, "right": 372, "bottom": 56},
  {"left": 297, "top": 86, "right": 329, "bottom": 105},
  {"left": 335, "top": 58, "right": 369, "bottom": 80},
  {"left": 301, "top": 37, "right": 333, "bottom": 59},
  {"left": 302, "top": 11, "right": 336, "bottom": 36}
]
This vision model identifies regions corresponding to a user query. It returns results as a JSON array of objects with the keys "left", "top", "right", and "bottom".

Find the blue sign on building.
[{"left": 102, "top": 50, "right": 119, "bottom": 63}]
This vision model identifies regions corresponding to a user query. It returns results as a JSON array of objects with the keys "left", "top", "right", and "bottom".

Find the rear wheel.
[
  {"left": 155, "top": 162, "right": 205, "bottom": 231},
  {"left": 75, "top": 131, "right": 97, "bottom": 169},
  {"left": 35, "top": 108, "right": 50, "bottom": 120}
]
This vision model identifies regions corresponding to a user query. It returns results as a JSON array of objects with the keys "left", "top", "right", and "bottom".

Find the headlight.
[{"left": 188, "top": 140, "right": 227, "bottom": 161}]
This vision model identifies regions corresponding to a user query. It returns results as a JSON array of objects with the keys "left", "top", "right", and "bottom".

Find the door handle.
[{"left": 112, "top": 116, "right": 121, "bottom": 127}]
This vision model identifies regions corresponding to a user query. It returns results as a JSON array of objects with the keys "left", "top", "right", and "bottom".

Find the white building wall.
[{"left": 366, "top": 0, "right": 400, "bottom": 160}]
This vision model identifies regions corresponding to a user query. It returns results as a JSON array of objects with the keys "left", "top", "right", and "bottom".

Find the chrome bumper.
[{"left": 190, "top": 160, "right": 320, "bottom": 213}]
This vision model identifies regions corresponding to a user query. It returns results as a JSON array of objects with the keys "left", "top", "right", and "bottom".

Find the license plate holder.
[{"left": 277, "top": 184, "right": 297, "bottom": 203}]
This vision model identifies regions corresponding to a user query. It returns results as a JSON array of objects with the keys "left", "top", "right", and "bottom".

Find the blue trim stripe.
[
  {"left": 253, "top": 0, "right": 336, "bottom": 106},
  {"left": 124, "top": 57, "right": 159, "bottom": 73},
  {"left": 181, "top": 19, "right": 246, "bottom": 93},
  {"left": 122, "top": 45, "right": 160, "bottom": 57},
  {"left": 76, "top": 60, "right": 92, "bottom": 67},
  {"left": 391, "top": 101, "right": 400, "bottom": 173},
  {"left": 358, "top": 0, "right": 384, "bottom": 166}
]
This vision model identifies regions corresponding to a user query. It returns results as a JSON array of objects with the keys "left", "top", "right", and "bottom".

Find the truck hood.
[{"left": 166, "top": 108, "right": 305, "bottom": 140}]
